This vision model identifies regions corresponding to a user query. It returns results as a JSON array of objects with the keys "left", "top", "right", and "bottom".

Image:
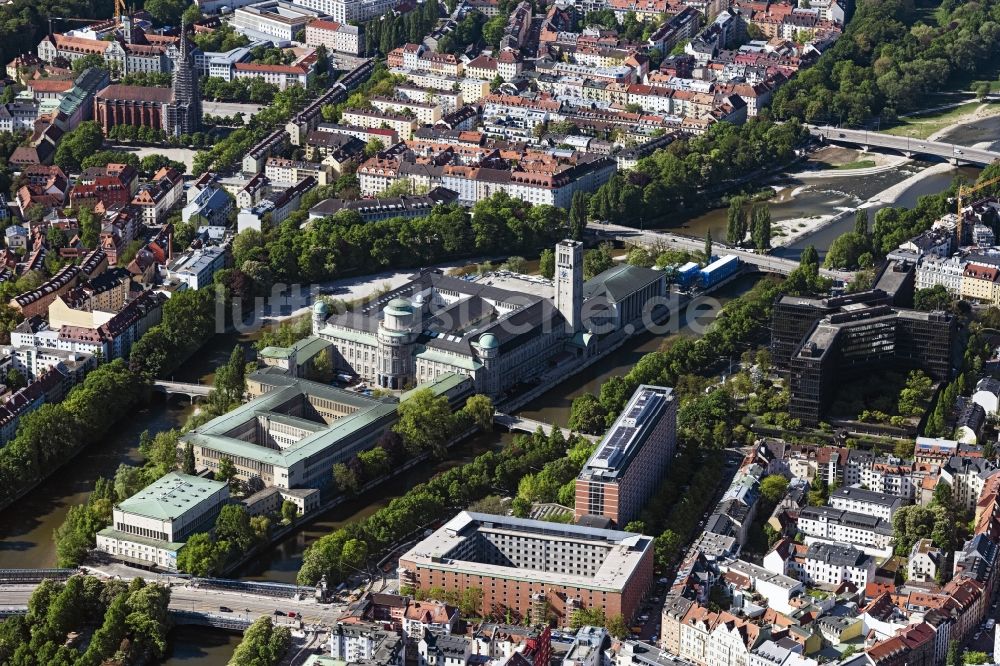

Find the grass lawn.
[
  {"left": 883, "top": 101, "right": 1000, "bottom": 139},
  {"left": 823, "top": 159, "right": 877, "bottom": 170}
]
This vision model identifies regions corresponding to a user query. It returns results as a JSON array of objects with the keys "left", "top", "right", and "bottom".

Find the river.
[{"left": 665, "top": 154, "right": 983, "bottom": 261}]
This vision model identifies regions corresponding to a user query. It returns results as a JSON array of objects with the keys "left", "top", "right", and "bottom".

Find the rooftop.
[
  {"left": 117, "top": 472, "right": 226, "bottom": 521},
  {"left": 579, "top": 385, "right": 674, "bottom": 482},
  {"left": 401, "top": 511, "right": 651, "bottom": 591}
]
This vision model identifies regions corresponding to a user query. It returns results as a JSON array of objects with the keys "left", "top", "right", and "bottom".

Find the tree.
[
  {"left": 356, "top": 447, "right": 389, "bottom": 481},
  {"left": 145, "top": 0, "right": 188, "bottom": 25},
  {"left": 568, "top": 394, "right": 607, "bottom": 434},
  {"left": 281, "top": 499, "right": 299, "bottom": 522},
  {"left": 332, "top": 462, "right": 360, "bottom": 495},
  {"left": 704, "top": 230, "right": 713, "bottom": 261},
  {"left": 807, "top": 473, "right": 828, "bottom": 506},
  {"left": 914, "top": 284, "right": 951, "bottom": 311},
  {"left": 230, "top": 616, "right": 291, "bottom": 666},
  {"left": 177, "top": 533, "right": 228, "bottom": 575},
  {"left": 182, "top": 3, "right": 203, "bottom": 25},
  {"left": 751, "top": 203, "right": 771, "bottom": 251},
  {"left": 340, "top": 538, "right": 368, "bottom": 572},
  {"left": 215, "top": 504, "right": 254, "bottom": 553},
  {"left": 54, "top": 121, "right": 104, "bottom": 173},
  {"left": 394, "top": 388, "right": 456, "bottom": 456},
  {"left": 583, "top": 244, "right": 614, "bottom": 280},
  {"left": 462, "top": 394, "right": 494, "bottom": 432},
  {"left": 606, "top": 614, "right": 629, "bottom": 639},
  {"left": 182, "top": 441, "right": 196, "bottom": 475},
  {"left": 569, "top": 191, "right": 588, "bottom": 239},
  {"left": 824, "top": 231, "right": 869, "bottom": 269},
  {"left": 854, "top": 208, "right": 869, "bottom": 237},
  {"left": 539, "top": 248, "right": 555, "bottom": 279},
  {"left": 217, "top": 456, "right": 237, "bottom": 484},
  {"left": 364, "top": 138, "right": 384, "bottom": 157},
  {"left": 946, "top": 640, "right": 963, "bottom": 666},
  {"left": 760, "top": 475, "right": 790, "bottom": 504},
  {"left": 482, "top": 14, "right": 507, "bottom": 49},
  {"left": 974, "top": 82, "right": 991, "bottom": 101},
  {"left": 726, "top": 196, "right": 747, "bottom": 244},
  {"left": 800, "top": 245, "right": 819, "bottom": 268}
]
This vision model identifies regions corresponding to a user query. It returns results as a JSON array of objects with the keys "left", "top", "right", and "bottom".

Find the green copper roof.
[{"left": 117, "top": 473, "right": 226, "bottom": 522}]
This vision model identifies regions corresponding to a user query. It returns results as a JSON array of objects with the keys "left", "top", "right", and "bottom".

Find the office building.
[
  {"left": 574, "top": 385, "right": 677, "bottom": 526},
  {"left": 786, "top": 305, "right": 954, "bottom": 425},
  {"left": 398, "top": 512, "right": 653, "bottom": 622},
  {"left": 95, "top": 472, "right": 229, "bottom": 569},
  {"left": 232, "top": 1, "right": 325, "bottom": 41},
  {"left": 180, "top": 373, "right": 398, "bottom": 490}
]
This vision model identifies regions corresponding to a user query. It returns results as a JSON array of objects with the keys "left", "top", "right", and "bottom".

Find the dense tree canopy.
[{"left": 772, "top": 0, "right": 1000, "bottom": 124}]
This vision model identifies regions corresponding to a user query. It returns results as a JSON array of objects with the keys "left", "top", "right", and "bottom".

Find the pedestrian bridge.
[
  {"left": 493, "top": 412, "right": 599, "bottom": 442},
  {"left": 152, "top": 380, "right": 213, "bottom": 400},
  {"left": 810, "top": 125, "right": 1000, "bottom": 166}
]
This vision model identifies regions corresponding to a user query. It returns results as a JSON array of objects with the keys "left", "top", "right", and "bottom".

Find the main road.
[
  {"left": 0, "top": 581, "right": 346, "bottom": 627},
  {"left": 809, "top": 125, "right": 1000, "bottom": 166},
  {"left": 588, "top": 222, "right": 854, "bottom": 281}
]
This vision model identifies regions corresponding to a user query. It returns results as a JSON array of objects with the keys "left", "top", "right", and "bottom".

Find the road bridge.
[
  {"left": 494, "top": 412, "right": 599, "bottom": 442},
  {"left": 588, "top": 222, "right": 853, "bottom": 281},
  {"left": 0, "top": 571, "right": 346, "bottom": 630},
  {"left": 809, "top": 125, "right": 1000, "bottom": 166},
  {"left": 152, "top": 380, "right": 213, "bottom": 401}
]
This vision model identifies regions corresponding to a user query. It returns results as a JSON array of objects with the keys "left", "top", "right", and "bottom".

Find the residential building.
[
  {"left": 796, "top": 506, "right": 894, "bottom": 557},
  {"left": 940, "top": 456, "right": 998, "bottom": 513},
  {"left": 574, "top": 385, "right": 678, "bottom": 526},
  {"left": 829, "top": 485, "right": 907, "bottom": 521},
  {"left": 304, "top": 19, "right": 363, "bottom": 54},
  {"left": 165, "top": 245, "right": 228, "bottom": 290},
  {"left": 398, "top": 512, "right": 654, "bottom": 622},
  {"left": 182, "top": 185, "right": 233, "bottom": 226},
  {"left": 328, "top": 622, "right": 404, "bottom": 665},
  {"left": 308, "top": 186, "right": 459, "bottom": 222},
  {"left": 793, "top": 543, "right": 875, "bottom": 588},
  {"left": 95, "top": 473, "right": 229, "bottom": 569},
  {"left": 908, "top": 539, "right": 943, "bottom": 583}
]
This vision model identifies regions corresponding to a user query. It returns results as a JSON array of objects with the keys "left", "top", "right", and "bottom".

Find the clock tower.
[{"left": 555, "top": 239, "right": 583, "bottom": 334}]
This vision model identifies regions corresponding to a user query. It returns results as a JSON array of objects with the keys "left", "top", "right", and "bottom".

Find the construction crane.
[
  {"left": 113, "top": 0, "right": 128, "bottom": 27},
  {"left": 957, "top": 174, "right": 1000, "bottom": 245}
]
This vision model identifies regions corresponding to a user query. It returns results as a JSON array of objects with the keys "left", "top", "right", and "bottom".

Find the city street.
[{"left": 0, "top": 581, "right": 348, "bottom": 627}]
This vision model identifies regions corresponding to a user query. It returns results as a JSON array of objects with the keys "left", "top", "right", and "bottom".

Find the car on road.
[
  {"left": 288, "top": 611, "right": 298, "bottom": 618},
  {"left": 219, "top": 606, "right": 233, "bottom": 613},
  {"left": 274, "top": 610, "right": 286, "bottom": 616}
]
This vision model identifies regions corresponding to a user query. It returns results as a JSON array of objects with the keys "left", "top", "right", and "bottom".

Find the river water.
[{"left": 667, "top": 155, "right": 983, "bottom": 262}]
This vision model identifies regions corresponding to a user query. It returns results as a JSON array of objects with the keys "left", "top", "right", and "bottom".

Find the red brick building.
[
  {"left": 398, "top": 512, "right": 653, "bottom": 623},
  {"left": 93, "top": 85, "right": 173, "bottom": 134}
]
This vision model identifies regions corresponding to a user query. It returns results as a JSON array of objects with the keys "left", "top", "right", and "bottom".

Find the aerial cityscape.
[{"left": 0, "top": 0, "right": 996, "bottom": 663}]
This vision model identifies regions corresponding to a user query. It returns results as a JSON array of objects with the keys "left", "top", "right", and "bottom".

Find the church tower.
[
  {"left": 555, "top": 239, "right": 583, "bottom": 334},
  {"left": 166, "top": 19, "right": 201, "bottom": 136}
]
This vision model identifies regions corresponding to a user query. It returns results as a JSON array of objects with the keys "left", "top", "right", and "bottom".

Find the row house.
[
  {"left": 915, "top": 254, "right": 965, "bottom": 295},
  {"left": 388, "top": 44, "right": 463, "bottom": 76},
  {"left": 371, "top": 96, "right": 442, "bottom": 125},
  {"left": 390, "top": 69, "right": 492, "bottom": 104},
  {"left": 939, "top": 456, "right": 998, "bottom": 513},
  {"left": 131, "top": 167, "right": 184, "bottom": 225},
  {"left": 796, "top": 506, "right": 894, "bottom": 557},
  {"left": 264, "top": 156, "right": 334, "bottom": 186},
  {"left": 341, "top": 108, "right": 419, "bottom": 141}
]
